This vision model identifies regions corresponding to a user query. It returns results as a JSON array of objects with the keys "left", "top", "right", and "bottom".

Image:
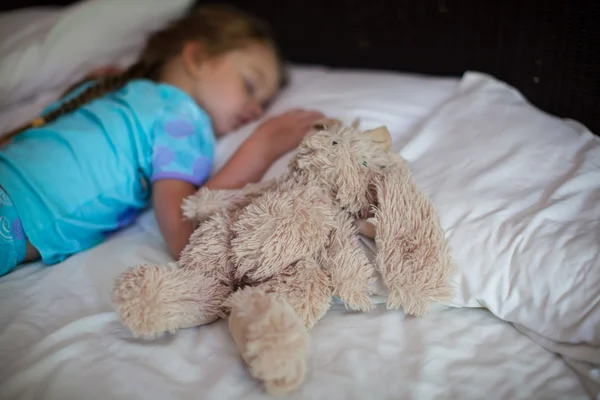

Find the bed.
[{"left": 0, "top": 1, "right": 599, "bottom": 399}]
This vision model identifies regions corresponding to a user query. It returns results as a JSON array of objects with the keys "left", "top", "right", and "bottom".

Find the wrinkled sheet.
[{"left": 0, "top": 215, "right": 586, "bottom": 399}]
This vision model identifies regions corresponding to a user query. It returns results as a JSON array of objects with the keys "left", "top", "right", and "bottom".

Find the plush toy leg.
[
  {"left": 113, "top": 263, "right": 230, "bottom": 339},
  {"left": 112, "top": 213, "right": 233, "bottom": 338},
  {"left": 370, "top": 162, "right": 454, "bottom": 317},
  {"left": 227, "top": 258, "right": 332, "bottom": 395},
  {"left": 181, "top": 180, "right": 280, "bottom": 223},
  {"left": 324, "top": 212, "right": 375, "bottom": 312},
  {"left": 228, "top": 287, "right": 308, "bottom": 395}
]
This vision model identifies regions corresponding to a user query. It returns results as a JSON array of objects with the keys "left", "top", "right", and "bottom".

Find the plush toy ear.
[
  {"left": 368, "top": 161, "right": 454, "bottom": 317},
  {"left": 365, "top": 126, "right": 392, "bottom": 151}
]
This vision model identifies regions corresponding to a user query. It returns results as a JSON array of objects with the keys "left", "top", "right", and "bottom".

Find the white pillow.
[
  {"left": 0, "top": 0, "right": 194, "bottom": 107},
  {"left": 212, "top": 65, "right": 460, "bottom": 178},
  {"left": 399, "top": 71, "right": 600, "bottom": 349},
  {"left": 0, "top": 6, "right": 60, "bottom": 52}
]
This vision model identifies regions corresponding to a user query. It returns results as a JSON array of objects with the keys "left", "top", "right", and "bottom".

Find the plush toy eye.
[
  {"left": 332, "top": 141, "right": 338, "bottom": 145},
  {"left": 363, "top": 161, "right": 368, "bottom": 166}
]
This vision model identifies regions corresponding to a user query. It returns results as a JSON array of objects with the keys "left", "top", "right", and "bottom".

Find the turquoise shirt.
[{"left": 0, "top": 79, "right": 215, "bottom": 264}]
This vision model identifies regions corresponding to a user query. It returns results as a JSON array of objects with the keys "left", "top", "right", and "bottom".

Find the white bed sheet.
[
  {"left": 0, "top": 66, "right": 589, "bottom": 399},
  {"left": 0, "top": 213, "right": 587, "bottom": 400}
]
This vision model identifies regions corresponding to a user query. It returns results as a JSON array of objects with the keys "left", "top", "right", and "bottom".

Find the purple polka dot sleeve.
[{"left": 150, "top": 113, "right": 214, "bottom": 186}]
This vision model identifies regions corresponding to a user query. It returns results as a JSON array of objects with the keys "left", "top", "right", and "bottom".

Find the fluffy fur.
[{"left": 112, "top": 121, "right": 454, "bottom": 394}]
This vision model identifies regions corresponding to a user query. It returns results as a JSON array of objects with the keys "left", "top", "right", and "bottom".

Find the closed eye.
[{"left": 243, "top": 77, "right": 256, "bottom": 96}]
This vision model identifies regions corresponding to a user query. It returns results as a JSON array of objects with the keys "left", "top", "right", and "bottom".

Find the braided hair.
[{"left": 0, "top": 4, "right": 286, "bottom": 148}]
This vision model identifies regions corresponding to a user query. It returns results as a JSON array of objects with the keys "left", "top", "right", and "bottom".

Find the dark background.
[{"left": 2, "top": 0, "right": 599, "bottom": 134}]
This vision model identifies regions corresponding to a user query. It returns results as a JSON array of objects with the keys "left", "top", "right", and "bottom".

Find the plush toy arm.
[
  {"left": 369, "top": 160, "right": 454, "bottom": 317},
  {"left": 323, "top": 211, "right": 375, "bottom": 312},
  {"left": 182, "top": 187, "right": 242, "bottom": 222},
  {"left": 182, "top": 178, "right": 280, "bottom": 223}
]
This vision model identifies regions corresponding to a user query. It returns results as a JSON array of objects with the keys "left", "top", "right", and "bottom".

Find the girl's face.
[{"left": 189, "top": 42, "right": 281, "bottom": 137}]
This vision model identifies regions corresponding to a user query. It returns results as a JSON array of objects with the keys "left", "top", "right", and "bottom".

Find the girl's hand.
[
  {"left": 252, "top": 109, "right": 325, "bottom": 160},
  {"left": 202, "top": 109, "right": 327, "bottom": 192}
]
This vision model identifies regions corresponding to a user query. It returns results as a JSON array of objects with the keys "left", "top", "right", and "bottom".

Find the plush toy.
[{"left": 112, "top": 120, "right": 454, "bottom": 395}]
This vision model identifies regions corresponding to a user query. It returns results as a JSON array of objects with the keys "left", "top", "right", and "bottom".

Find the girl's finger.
[
  {"left": 288, "top": 109, "right": 324, "bottom": 117},
  {"left": 301, "top": 113, "right": 325, "bottom": 122}
]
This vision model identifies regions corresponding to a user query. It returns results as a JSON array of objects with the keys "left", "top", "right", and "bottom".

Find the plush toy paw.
[
  {"left": 385, "top": 278, "right": 454, "bottom": 317},
  {"left": 228, "top": 287, "right": 309, "bottom": 395},
  {"left": 263, "top": 366, "right": 307, "bottom": 396},
  {"left": 335, "top": 283, "right": 375, "bottom": 312},
  {"left": 385, "top": 284, "right": 430, "bottom": 317},
  {"left": 112, "top": 263, "right": 229, "bottom": 339}
]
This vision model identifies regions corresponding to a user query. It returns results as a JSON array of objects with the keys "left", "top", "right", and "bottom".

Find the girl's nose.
[{"left": 247, "top": 101, "right": 263, "bottom": 120}]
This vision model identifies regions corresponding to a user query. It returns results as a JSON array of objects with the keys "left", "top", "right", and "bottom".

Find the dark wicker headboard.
[{"left": 3, "top": 0, "right": 599, "bottom": 134}]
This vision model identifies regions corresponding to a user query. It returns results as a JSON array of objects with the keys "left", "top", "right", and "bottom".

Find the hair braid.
[{"left": 0, "top": 61, "right": 157, "bottom": 148}]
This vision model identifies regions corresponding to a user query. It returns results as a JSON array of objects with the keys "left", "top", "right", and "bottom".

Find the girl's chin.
[
  {"left": 216, "top": 118, "right": 252, "bottom": 137},
  {"left": 213, "top": 124, "right": 229, "bottom": 138}
]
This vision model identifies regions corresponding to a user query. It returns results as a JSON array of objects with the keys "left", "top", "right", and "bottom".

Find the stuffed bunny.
[{"left": 112, "top": 121, "right": 454, "bottom": 394}]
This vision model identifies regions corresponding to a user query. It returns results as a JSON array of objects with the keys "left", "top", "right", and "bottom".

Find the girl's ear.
[{"left": 181, "top": 41, "right": 207, "bottom": 78}]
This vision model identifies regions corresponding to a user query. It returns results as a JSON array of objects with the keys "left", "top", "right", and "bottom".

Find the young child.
[{"left": 0, "top": 5, "right": 326, "bottom": 276}]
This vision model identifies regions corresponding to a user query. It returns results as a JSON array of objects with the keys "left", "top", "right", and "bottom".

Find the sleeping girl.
[{"left": 0, "top": 5, "right": 326, "bottom": 275}]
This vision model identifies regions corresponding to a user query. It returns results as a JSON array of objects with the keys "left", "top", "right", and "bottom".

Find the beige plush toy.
[{"left": 112, "top": 120, "right": 454, "bottom": 395}]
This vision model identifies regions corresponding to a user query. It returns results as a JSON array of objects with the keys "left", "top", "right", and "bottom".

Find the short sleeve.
[{"left": 150, "top": 104, "right": 215, "bottom": 187}]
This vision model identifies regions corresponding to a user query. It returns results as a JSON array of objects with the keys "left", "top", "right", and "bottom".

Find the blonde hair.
[{"left": 0, "top": 4, "right": 286, "bottom": 147}]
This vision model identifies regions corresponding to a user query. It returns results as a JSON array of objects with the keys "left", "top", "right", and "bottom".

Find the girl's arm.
[
  {"left": 153, "top": 109, "right": 325, "bottom": 260},
  {"left": 152, "top": 133, "right": 278, "bottom": 258},
  {"left": 153, "top": 179, "right": 197, "bottom": 259}
]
